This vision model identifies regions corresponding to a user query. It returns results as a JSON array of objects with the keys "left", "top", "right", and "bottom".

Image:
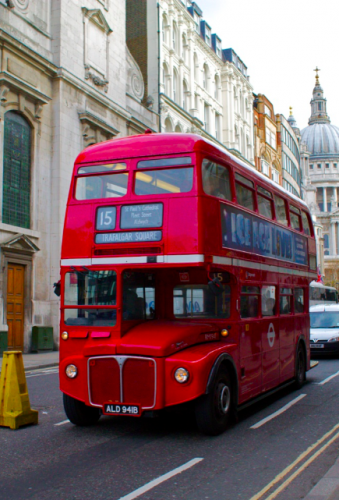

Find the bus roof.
[
  {"left": 75, "top": 132, "right": 307, "bottom": 208},
  {"left": 310, "top": 281, "right": 337, "bottom": 290}
]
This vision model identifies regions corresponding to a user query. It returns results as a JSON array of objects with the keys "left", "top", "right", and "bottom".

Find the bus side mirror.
[
  {"left": 208, "top": 277, "right": 223, "bottom": 296},
  {"left": 53, "top": 281, "right": 61, "bottom": 297}
]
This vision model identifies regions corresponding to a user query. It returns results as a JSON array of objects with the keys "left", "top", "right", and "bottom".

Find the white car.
[{"left": 310, "top": 304, "right": 339, "bottom": 355}]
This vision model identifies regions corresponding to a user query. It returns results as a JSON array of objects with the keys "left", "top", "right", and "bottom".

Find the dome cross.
[{"left": 314, "top": 66, "right": 320, "bottom": 84}]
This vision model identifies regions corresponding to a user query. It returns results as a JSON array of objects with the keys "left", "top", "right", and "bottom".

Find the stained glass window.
[{"left": 3, "top": 111, "right": 31, "bottom": 228}]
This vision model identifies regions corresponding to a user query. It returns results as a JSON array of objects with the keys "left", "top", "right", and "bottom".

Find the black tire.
[
  {"left": 295, "top": 344, "right": 306, "bottom": 389},
  {"left": 195, "top": 368, "right": 233, "bottom": 436},
  {"left": 63, "top": 393, "right": 101, "bottom": 426}
]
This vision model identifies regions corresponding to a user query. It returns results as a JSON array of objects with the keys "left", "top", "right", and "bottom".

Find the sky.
[{"left": 196, "top": 0, "right": 339, "bottom": 131}]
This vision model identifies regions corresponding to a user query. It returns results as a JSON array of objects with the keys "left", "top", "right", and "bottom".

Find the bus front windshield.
[{"left": 64, "top": 270, "right": 117, "bottom": 326}]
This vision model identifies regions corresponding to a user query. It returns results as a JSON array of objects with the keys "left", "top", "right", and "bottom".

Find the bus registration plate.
[
  {"left": 312, "top": 344, "right": 324, "bottom": 348},
  {"left": 104, "top": 403, "right": 140, "bottom": 416}
]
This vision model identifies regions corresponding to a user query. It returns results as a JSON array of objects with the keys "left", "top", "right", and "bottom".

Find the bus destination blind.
[
  {"left": 95, "top": 230, "right": 162, "bottom": 244},
  {"left": 120, "top": 203, "right": 163, "bottom": 229}
]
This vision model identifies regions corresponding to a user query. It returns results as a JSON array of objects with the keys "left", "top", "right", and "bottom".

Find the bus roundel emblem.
[{"left": 268, "top": 323, "right": 275, "bottom": 347}]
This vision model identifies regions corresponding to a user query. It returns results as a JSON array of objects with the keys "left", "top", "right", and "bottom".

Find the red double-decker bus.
[{"left": 59, "top": 133, "right": 317, "bottom": 435}]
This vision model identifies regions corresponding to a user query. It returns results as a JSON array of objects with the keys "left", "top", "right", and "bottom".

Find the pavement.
[
  {"left": 0, "top": 350, "right": 338, "bottom": 499},
  {"left": 0, "top": 350, "right": 59, "bottom": 372}
]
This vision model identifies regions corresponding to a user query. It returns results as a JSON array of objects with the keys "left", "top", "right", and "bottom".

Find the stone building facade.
[
  {"left": 301, "top": 72, "right": 339, "bottom": 284},
  {"left": 127, "top": 0, "right": 254, "bottom": 164},
  {"left": 0, "top": 0, "right": 157, "bottom": 351}
]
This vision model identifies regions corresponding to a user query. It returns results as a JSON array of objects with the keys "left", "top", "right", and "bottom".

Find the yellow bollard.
[{"left": 0, "top": 351, "right": 38, "bottom": 430}]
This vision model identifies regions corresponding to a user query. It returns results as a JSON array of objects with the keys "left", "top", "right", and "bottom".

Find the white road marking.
[
  {"left": 316, "top": 370, "right": 339, "bottom": 386},
  {"left": 26, "top": 369, "right": 58, "bottom": 379},
  {"left": 117, "top": 458, "right": 204, "bottom": 500},
  {"left": 54, "top": 419, "right": 70, "bottom": 426},
  {"left": 250, "top": 394, "right": 307, "bottom": 429}
]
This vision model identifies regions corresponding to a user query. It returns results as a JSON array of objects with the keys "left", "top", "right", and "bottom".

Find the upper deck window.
[
  {"left": 257, "top": 186, "right": 273, "bottom": 219},
  {"left": 78, "top": 163, "right": 127, "bottom": 174},
  {"left": 235, "top": 173, "right": 254, "bottom": 211},
  {"left": 137, "top": 157, "right": 191, "bottom": 169},
  {"left": 76, "top": 173, "right": 128, "bottom": 200},
  {"left": 202, "top": 159, "right": 231, "bottom": 200},
  {"left": 301, "top": 211, "right": 311, "bottom": 235},
  {"left": 134, "top": 168, "right": 193, "bottom": 196},
  {"left": 290, "top": 205, "right": 301, "bottom": 231},
  {"left": 274, "top": 195, "right": 288, "bottom": 226}
]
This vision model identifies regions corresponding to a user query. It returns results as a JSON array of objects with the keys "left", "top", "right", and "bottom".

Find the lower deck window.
[
  {"left": 173, "top": 284, "right": 231, "bottom": 318},
  {"left": 63, "top": 270, "right": 117, "bottom": 326},
  {"left": 280, "top": 287, "right": 293, "bottom": 314},
  {"left": 240, "top": 286, "right": 260, "bottom": 318},
  {"left": 123, "top": 271, "right": 155, "bottom": 320}
]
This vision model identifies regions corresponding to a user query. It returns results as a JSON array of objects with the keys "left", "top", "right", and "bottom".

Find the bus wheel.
[
  {"left": 295, "top": 345, "right": 306, "bottom": 389},
  {"left": 195, "top": 368, "right": 233, "bottom": 436},
  {"left": 63, "top": 393, "right": 101, "bottom": 426}
]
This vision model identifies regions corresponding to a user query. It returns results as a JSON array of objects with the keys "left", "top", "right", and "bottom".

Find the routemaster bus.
[
  {"left": 59, "top": 132, "right": 317, "bottom": 435},
  {"left": 309, "top": 281, "right": 338, "bottom": 306}
]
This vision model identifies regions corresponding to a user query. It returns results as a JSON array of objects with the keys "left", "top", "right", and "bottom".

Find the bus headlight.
[
  {"left": 328, "top": 336, "right": 339, "bottom": 342},
  {"left": 174, "top": 367, "right": 189, "bottom": 383},
  {"left": 66, "top": 364, "right": 78, "bottom": 378},
  {"left": 61, "top": 331, "right": 69, "bottom": 340}
]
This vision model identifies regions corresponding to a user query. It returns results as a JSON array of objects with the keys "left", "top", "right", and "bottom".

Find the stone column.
[
  {"left": 331, "top": 221, "right": 336, "bottom": 255},
  {"left": 323, "top": 187, "right": 327, "bottom": 212}
]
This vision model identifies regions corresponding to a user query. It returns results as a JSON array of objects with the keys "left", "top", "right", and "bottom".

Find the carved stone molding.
[
  {"left": 78, "top": 110, "right": 119, "bottom": 147},
  {"left": 82, "top": 8, "right": 112, "bottom": 91},
  {"left": 84, "top": 65, "right": 108, "bottom": 92},
  {"left": 126, "top": 46, "right": 144, "bottom": 102},
  {"left": 9, "top": 0, "right": 29, "bottom": 12},
  {"left": 0, "top": 86, "right": 10, "bottom": 103}
]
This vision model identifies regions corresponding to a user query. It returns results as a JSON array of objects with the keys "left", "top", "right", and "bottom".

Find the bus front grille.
[{"left": 88, "top": 356, "right": 156, "bottom": 409}]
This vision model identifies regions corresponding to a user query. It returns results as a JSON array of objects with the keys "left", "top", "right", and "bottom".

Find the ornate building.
[
  {"left": 0, "top": 0, "right": 157, "bottom": 351},
  {"left": 127, "top": 0, "right": 254, "bottom": 164},
  {"left": 253, "top": 94, "right": 281, "bottom": 185},
  {"left": 301, "top": 70, "right": 339, "bottom": 284}
]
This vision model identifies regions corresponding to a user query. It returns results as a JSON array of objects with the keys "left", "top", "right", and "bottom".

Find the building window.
[
  {"left": 310, "top": 164, "right": 313, "bottom": 169},
  {"left": 214, "top": 74, "right": 219, "bottom": 100},
  {"left": 215, "top": 113, "right": 220, "bottom": 140},
  {"left": 173, "top": 68, "right": 178, "bottom": 103},
  {"left": 216, "top": 39, "right": 222, "bottom": 58},
  {"left": 163, "top": 62, "right": 170, "bottom": 95},
  {"left": 183, "top": 79, "right": 188, "bottom": 110},
  {"left": 3, "top": 111, "right": 31, "bottom": 228},
  {"left": 334, "top": 163, "right": 337, "bottom": 168},
  {"left": 194, "top": 53, "right": 199, "bottom": 82},
  {"left": 264, "top": 105, "right": 271, "bottom": 117},
  {"left": 272, "top": 168, "right": 279, "bottom": 183},
  {"left": 318, "top": 102, "right": 322, "bottom": 111},
  {"left": 326, "top": 163, "right": 330, "bottom": 168},
  {"left": 172, "top": 22, "right": 178, "bottom": 52},
  {"left": 324, "top": 234, "right": 329, "bottom": 256},
  {"left": 261, "top": 159, "right": 269, "bottom": 177},
  {"left": 266, "top": 129, "right": 276, "bottom": 149},
  {"left": 205, "top": 26, "right": 211, "bottom": 46},
  {"left": 203, "top": 64, "right": 209, "bottom": 91},
  {"left": 204, "top": 103, "right": 209, "bottom": 132},
  {"left": 317, "top": 163, "right": 321, "bottom": 169},
  {"left": 182, "top": 33, "right": 187, "bottom": 63}
]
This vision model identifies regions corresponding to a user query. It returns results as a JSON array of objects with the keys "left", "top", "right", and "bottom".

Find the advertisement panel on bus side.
[{"left": 220, "top": 204, "right": 307, "bottom": 265}]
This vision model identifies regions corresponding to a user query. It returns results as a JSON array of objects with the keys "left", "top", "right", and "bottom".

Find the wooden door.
[{"left": 7, "top": 263, "right": 25, "bottom": 351}]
